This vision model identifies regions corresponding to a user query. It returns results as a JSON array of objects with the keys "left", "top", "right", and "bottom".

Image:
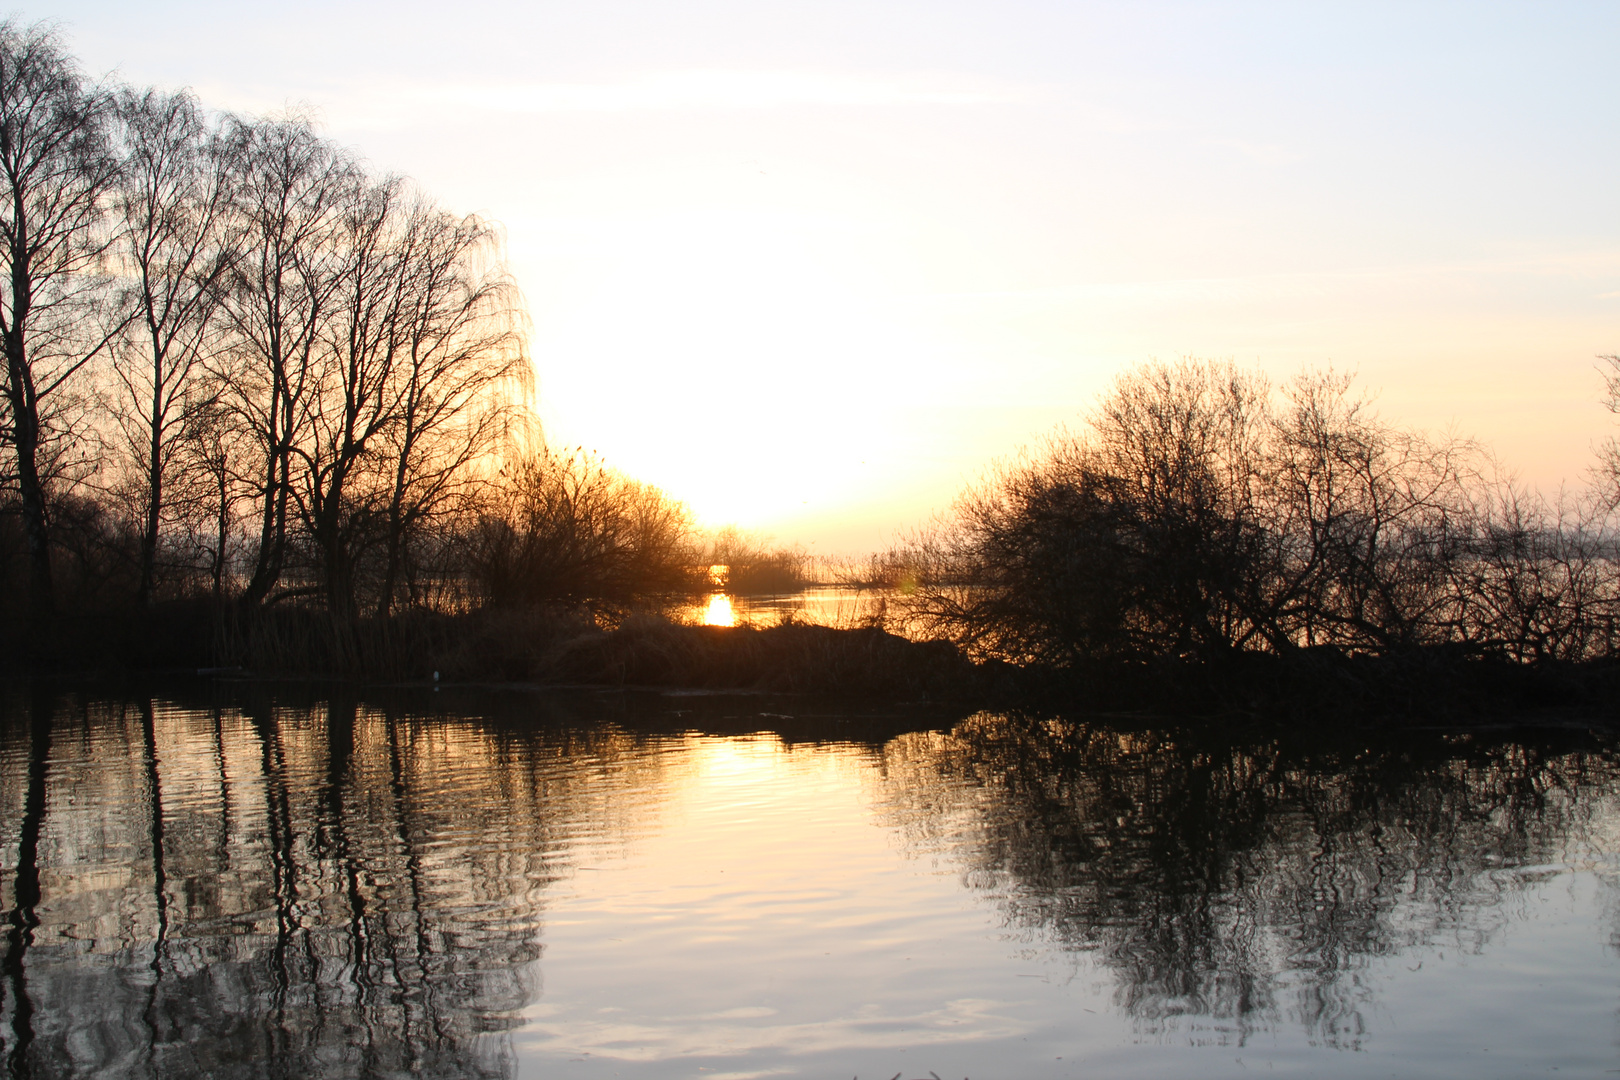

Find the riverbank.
[
  {"left": 6, "top": 601, "right": 1619, "bottom": 725},
  {"left": 2, "top": 602, "right": 978, "bottom": 696}
]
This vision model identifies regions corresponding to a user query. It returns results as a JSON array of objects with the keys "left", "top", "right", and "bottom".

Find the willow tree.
[{"left": 372, "top": 203, "right": 528, "bottom": 616}]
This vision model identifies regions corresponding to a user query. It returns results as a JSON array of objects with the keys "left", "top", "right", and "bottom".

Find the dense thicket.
[
  {"left": 470, "top": 448, "right": 701, "bottom": 606},
  {"left": 895, "top": 360, "right": 1620, "bottom": 668}
]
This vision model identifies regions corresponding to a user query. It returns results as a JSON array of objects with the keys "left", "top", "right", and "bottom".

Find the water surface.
[
  {"left": 2, "top": 682, "right": 1618, "bottom": 1078},
  {"left": 681, "top": 585, "right": 891, "bottom": 628}
]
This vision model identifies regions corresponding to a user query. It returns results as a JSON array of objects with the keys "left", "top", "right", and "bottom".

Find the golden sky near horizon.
[{"left": 33, "top": 0, "right": 1620, "bottom": 552}]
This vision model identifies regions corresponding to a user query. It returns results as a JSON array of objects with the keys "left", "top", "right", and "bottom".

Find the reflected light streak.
[{"left": 704, "top": 593, "right": 737, "bottom": 627}]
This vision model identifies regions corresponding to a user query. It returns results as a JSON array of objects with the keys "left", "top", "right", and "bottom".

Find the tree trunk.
[
  {"left": 137, "top": 351, "right": 164, "bottom": 605},
  {"left": 242, "top": 441, "right": 288, "bottom": 605},
  {"left": 5, "top": 329, "right": 53, "bottom": 620}
]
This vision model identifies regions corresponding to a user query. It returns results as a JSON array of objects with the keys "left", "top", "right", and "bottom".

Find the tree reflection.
[
  {"left": 874, "top": 712, "right": 1620, "bottom": 1047},
  {"left": 0, "top": 687, "right": 672, "bottom": 1078},
  {"left": 2, "top": 685, "right": 51, "bottom": 1079},
  {"left": 4, "top": 686, "right": 1619, "bottom": 1072}
]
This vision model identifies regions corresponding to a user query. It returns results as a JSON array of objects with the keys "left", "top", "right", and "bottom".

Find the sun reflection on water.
[{"left": 704, "top": 593, "right": 737, "bottom": 626}]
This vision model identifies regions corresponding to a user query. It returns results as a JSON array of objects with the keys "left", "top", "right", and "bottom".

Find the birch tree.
[
  {"left": 107, "top": 87, "right": 234, "bottom": 603},
  {"left": 0, "top": 21, "right": 122, "bottom": 618}
]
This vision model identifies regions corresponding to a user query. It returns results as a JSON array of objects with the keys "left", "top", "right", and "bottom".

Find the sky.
[{"left": 28, "top": 0, "right": 1620, "bottom": 552}]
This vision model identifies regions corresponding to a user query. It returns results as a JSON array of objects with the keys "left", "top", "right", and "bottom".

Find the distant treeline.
[
  {"left": 0, "top": 21, "right": 813, "bottom": 654},
  {"left": 882, "top": 359, "right": 1620, "bottom": 669}
]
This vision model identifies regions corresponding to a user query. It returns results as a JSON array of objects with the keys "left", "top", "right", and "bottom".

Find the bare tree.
[
  {"left": 175, "top": 395, "right": 248, "bottom": 597},
  {"left": 0, "top": 27, "right": 561, "bottom": 634},
  {"left": 281, "top": 182, "right": 529, "bottom": 619},
  {"left": 299, "top": 174, "right": 409, "bottom": 618},
  {"left": 107, "top": 87, "right": 234, "bottom": 604},
  {"left": 373, "top": 203, "right": 528, "bottom": 616},
  {"left": 214, "top": 115, "right": 357, "bottom": 605},
  {"left": 1265, "top": 369, "right": 1481, "bottom": 652},
  {"left": 472, "top": 448, "right": 698, "bottom": 607},
  {"left": 917, "top": 361, "right": 1278, "bottom": 664},
  {"left": 903, "top": 360, "right": 1596, "bottom": 666},
  {"left": 1086, "top": 359, "right": 1275, "bottom": 657},
  {"left": 1433, "top": 479, "right": 1620, "bottom": 663},
  {"left": 0, "top": 20, "right": 123, "bottom": 618},
  {"left": 1595, "top": 354, "right": 1620, "bottom": 510}
]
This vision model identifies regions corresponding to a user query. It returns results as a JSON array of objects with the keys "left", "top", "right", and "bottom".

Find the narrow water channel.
[{"left": 2, "top": 682, "right": 1617, "bottom": 1078}]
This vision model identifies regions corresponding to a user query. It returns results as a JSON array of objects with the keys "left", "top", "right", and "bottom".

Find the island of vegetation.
[{"left": 0, "top": 22, "right": 1616, "bottom": 720}]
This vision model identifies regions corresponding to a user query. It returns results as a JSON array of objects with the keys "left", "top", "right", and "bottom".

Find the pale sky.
[{"left": 31, "top": 0, "right": 1620, "bottom": 551}]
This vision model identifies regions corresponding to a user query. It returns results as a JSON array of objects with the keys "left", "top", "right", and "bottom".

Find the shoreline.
[{"left": 4, "top": 602, "right": 1617, "bottom": 729}]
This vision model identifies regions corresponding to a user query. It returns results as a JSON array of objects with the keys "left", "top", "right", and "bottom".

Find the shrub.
[
  {"left": 470, "top": 448, "right": 703, "bottom": 607},
  {"left": 899, "top": 361, "right": 1620, "bottom": 666}
]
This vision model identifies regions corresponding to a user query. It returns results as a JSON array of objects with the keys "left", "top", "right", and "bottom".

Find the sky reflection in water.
[{"left": 1, "top": 685, "right": 1618, "bottom": 1078}]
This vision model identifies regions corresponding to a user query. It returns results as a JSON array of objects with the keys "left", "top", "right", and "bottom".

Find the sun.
[{"left": 530, "top": 180, "right": 944, "bottom": 535}]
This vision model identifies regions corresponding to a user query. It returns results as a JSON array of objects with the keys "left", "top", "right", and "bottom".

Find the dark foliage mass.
[{"left": 892, "top": 360, "right": 1620, "bottom": 673}]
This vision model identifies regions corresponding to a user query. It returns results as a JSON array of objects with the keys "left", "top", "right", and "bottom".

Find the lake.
[{"left": 2, "top": 681, "right": 1618, "bottom": 1078}]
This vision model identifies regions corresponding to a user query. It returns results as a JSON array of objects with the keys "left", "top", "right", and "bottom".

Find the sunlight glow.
[
  {"left": 533, "top": 201, "right": 966, "bottom": 533},
  {"left": 54, "top": 0, "right": 1620, "bottom": 552},
  {"left": 704, "top": 594, "right": 737, "bottom": 627}
]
